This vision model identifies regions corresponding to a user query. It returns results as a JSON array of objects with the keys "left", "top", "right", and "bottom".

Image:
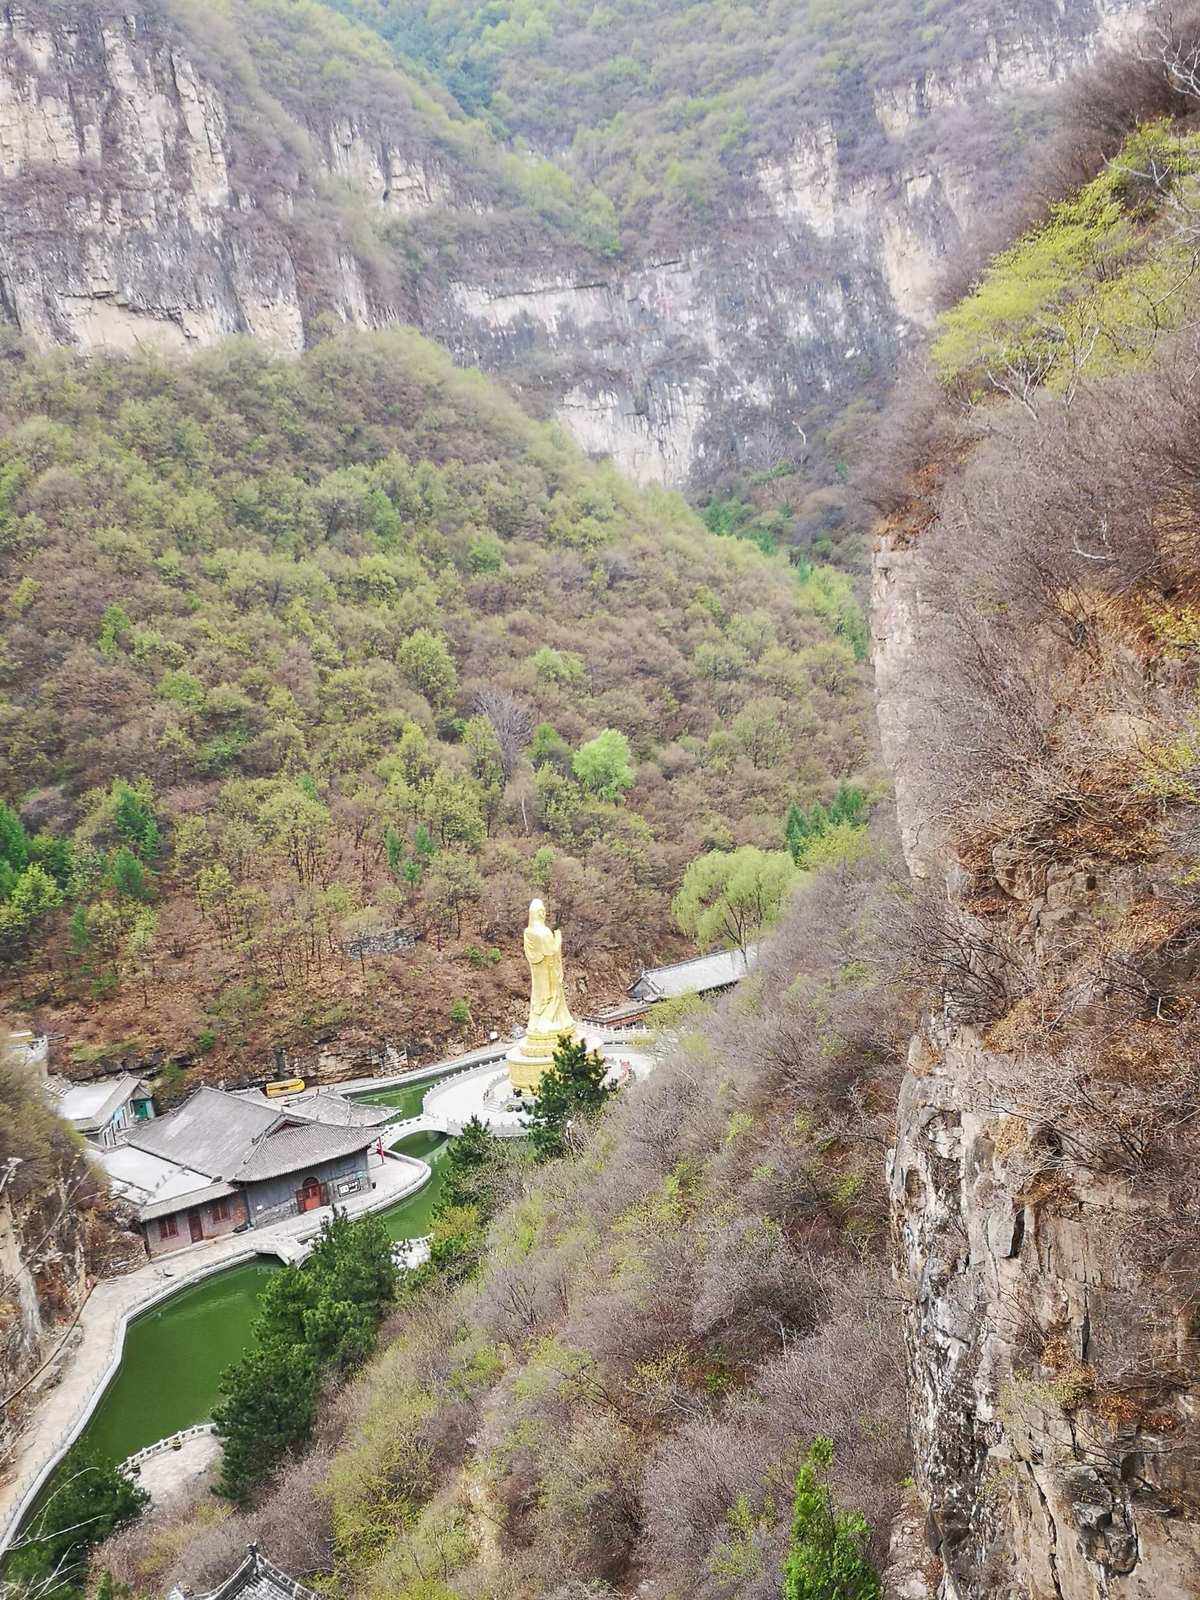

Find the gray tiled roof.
[
  {"left": 188, "top": 1547, "right": 320, "bottom": 1600},
  {"left": 628, "top": 944, "right": 758, "bottom": 1001},
  {"left": 138, "top": 1180, "right": 238, "bottom": 1222},
  {"left": 125, "top": 1086, "right": 277, "bottom": 1179},
  {"left": 232, "top": 1121, "right": 380, "bottom": 1184},
  {"left": 49, "top": 1073, "right": 151, "bottom": 1134},
  {"left": 289, "top": 1091, "right": 396, "bottom": 1129}
]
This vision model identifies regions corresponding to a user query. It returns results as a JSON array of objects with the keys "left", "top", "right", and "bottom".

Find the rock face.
[
  {"left": 873, "top": 531, "right": 1200, "bottom": 1598},
  {"left": 0, "top": 0, "right": 1140, "bottom": 484},
  {"left": 0, "top": 1041, "right": 133, "bottom": 1470}
]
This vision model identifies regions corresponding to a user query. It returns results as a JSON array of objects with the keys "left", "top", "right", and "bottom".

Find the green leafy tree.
[
  {"left": 214, "top": 1213, "right": 396, "bottom": 1503},
  {"left": 572, "top": 727, "right": 635, "bottom": 801},
  {"left": 97, "top": 602, "right": 131, "bottom": 658},
  {"left": 782, "top": 1437, "right": 880, "bottom": 1600},
  {"left": 30, "top": 831, "right": 74, "bottom": 888},
  {"left": 398, "top": 628, "right": 458, "bottom": 707},
  {"left": 6, "top": 1450, "right": 148, "bottom": 1597},
  {"left": 530, "top": 722, "right": 570, "bottom": 769},
  {"left": 425, "top": 850, "right": 483, "bottom": 939},
  {"left": 124, "top": 906, "right": 159, "bottom": 1002},
  {"left": 0, "top": 863, "right": 64, "bottom": 954},
  {"left": 411, "top": 1118, "right": 515, "bottom": 1286},
  {"left": 413, "top": 823, "right": 436, "bottom": 860},
  {"left": 111, "top": 780, "right": 158, "bottom": 855},
  {"left": 531, "top": 646, "right": 584, "bottom": 685},
  {"left": 385, "top": 824, "right": 405, "bottom": 877},
  {"left": 528, "top": 1035, "right": 616, "bottom": 1160},
  {"left": 0, "top": 801, "right": 30, "bottom": 878},
  {"left": 423, "top": 769, "right": 486, "bottom": 850},
  {"left": 672, "top": 846, "right": 798, "bottom": 955}
]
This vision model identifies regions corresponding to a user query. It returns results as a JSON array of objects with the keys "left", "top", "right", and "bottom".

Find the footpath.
[{"left": 0, "top": 1150, "right": 426, "bottom": 1551}]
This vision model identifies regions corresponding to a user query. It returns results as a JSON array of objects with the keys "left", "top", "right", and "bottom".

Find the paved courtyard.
[{"left": 132, "top": 1431, "right": 222, "bottom": 1508}]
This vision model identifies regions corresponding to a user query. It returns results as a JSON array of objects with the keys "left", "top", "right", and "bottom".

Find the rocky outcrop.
[
  {"left": 0, "top": 0, "right": 1141, "bottom": 484},
  {"left": 0, "top": 1040, "right": 134, "bottom": 1470},
  {"left": 874, "top": 524, "right": 1200, "bottom": 1598}
]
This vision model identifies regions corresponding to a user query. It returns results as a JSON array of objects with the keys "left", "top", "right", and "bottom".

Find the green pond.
[
  {"left": 350, "top": 1069, "right": 457, "bottom": 1120},
  {"left": 69, "top": 1132, "right": 450, "bottom": 1467}
]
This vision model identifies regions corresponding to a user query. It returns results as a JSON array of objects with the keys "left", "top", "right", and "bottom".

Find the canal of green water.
[
  {"left": 350, "top": 1068, "right": 459, "bottom": 1120},
  {"left": 67, "top": 1131, "right": 451, "bottom": 1468}
]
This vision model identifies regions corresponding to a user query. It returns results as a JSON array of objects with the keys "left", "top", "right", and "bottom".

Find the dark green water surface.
[{"left": 351, "top": 1069, "right": 456, "bottom": 1119}]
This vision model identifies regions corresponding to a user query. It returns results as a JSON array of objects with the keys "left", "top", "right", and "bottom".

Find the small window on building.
[
  {"left": 212, "top": 1198, "right": 231, "bottom": 1223},
  {"left": 159, "top": 1215, "right": 179, "bottom": 1240}
]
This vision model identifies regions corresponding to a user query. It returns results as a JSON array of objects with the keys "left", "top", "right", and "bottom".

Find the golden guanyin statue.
[{"left": 507, "top": 898, "right": 580, "bottom": 1093}]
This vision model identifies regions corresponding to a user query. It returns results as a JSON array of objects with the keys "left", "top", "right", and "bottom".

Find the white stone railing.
[{"left": 122, "top": 1422, "right": 216, "bottom": 1473}]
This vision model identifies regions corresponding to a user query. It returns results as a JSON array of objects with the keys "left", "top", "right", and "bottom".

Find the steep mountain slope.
[
  {"left": 0, "top": 325, "right": 867, "bottom": 1080},
  {"left": 100, "top": 834, "right": 913, "bottom": 1600},
  {"left": 0, "top": 0, "right": 1139, "bottom": 499},
  {"left": 875, "top": 25, "right": 1200, "bottom": 1597}
]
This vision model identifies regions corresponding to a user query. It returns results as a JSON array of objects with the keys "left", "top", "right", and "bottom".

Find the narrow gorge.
[
  {"left": 2, "top": 2, "right": 1199, "bottom": 1599},
  {"left": 0, "top": 0, "right": 1139, "bottom": 484}
]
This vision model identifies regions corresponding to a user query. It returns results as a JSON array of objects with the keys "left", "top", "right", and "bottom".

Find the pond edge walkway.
[{"left": 0, "top": 1149, "right": 430, "bottom": 1554}]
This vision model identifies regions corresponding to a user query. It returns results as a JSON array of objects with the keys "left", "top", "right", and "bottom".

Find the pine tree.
[
  {"left": 109, "top": 846, "right": 149, "bottom": 901},
  {"left": 528, "top": 1036, "right": 615, "bottom": 1160}
]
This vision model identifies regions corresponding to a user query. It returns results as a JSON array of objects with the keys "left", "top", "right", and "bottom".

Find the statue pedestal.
[{"left": 506, "top": 1024, "right": 580, "bottom": 1095}]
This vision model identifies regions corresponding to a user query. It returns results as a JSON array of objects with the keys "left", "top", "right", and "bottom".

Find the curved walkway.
[
  {"left": 0, "top": 1026, "right": 655, "bottom": 1553},
  {"left": 0, "top": 1150, "right": 428, "bottom": 1553}
]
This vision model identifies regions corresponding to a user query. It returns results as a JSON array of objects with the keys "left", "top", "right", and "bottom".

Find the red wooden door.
[
  {"left": 298, "top": 1175, "right": 323, "bottom": 1212},
  {"left": 188, "top": 1209, "right": 203, "bottom": 1243}
]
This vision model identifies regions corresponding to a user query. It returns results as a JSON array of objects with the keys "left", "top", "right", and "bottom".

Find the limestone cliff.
[
  {"left": 0, "top": 0, "right": 1140, "bottom": 485},
  {"left": 873, "top": 485, "right": 1200, "bottom": 1594}
]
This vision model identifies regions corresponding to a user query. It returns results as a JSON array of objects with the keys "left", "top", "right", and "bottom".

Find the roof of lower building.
[
  {"left": 139, "top": 1179, "right": 239, "bottom": 1222},
  {"left": 97, "top": 1144, "right": 219, "bottom": 1220},
  {"left": 180, "top": 1546, "right": 320, "bottom": 1600},
  {"left": 48, "top": 1073, "right": 151, "bottom": 1134},
  {"left": 232, "top": 1120, "right": 380, "bottom": 1184},
  {"left": 628, "top": 944, "right": 758, "bottom": 1001}
]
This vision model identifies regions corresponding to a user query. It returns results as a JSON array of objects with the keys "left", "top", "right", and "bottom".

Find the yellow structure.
[{"left": 507, "top": 898, "right": 580, "bottom": 1094}]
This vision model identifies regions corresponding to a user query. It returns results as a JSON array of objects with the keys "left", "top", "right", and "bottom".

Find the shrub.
[{"left": 783, "top": 1438, "right": 880, "bottom": 1600}]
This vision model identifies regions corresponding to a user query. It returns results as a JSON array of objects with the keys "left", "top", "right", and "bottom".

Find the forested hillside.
[
  {"left": 324, "top": 0, "right": 1100, "bottom": 245},
  {"left": 0, "top": 327, "right": 868, "bottom": 1077}
]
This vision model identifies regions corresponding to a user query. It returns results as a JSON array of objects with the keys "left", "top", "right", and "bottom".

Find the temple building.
[
  {"left": 167, "top": 1545, "right": 319, "bottom": 1600},
  {"left": 47, "top": 1071, "right": 156, "bottom": 1148},
  {"left": 99, "top": 1086, "right": 393, "bottom": 1257}
]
